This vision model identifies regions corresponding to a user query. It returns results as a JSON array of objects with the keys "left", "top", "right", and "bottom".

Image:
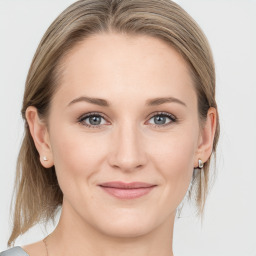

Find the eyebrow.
[{"left": 67, "top": 96, "right": 187, "bottom": 107}]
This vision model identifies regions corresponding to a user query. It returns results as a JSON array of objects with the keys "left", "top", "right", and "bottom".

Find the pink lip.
[{"left": 98, "top": 181, "right": 157, "bottom": 199}]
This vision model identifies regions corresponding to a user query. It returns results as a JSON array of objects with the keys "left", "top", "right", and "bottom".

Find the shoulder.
[
  {"left": 0, "top": 240, "right": 45, "bottom": 256},
  {"left": 0, "top": 247, "right": 29, "bottom": 256}
]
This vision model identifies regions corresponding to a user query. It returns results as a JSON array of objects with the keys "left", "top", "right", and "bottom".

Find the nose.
[{"left": 108, "top": 120, "right": 147, "bottom": 172}]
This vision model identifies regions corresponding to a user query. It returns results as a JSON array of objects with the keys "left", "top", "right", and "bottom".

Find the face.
[{"left": 44, "top": 33, "right": 202, "bottom": 237}]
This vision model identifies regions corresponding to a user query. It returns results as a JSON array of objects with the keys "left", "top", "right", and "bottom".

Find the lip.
[{"left": 98, "top": 181, "right": 157, "bottom": 199}]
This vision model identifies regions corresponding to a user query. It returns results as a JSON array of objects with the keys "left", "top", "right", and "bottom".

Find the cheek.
[
  {"left": 49, "top": 124, "right": 104, "bottom": 194},
  {"left": 150, "top": 127, "right": 198, "bottom": 204}
]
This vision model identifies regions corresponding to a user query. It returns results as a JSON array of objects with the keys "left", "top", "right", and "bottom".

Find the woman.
[{"left": 1, "top": 0, "right": 219, "bottom": 255}]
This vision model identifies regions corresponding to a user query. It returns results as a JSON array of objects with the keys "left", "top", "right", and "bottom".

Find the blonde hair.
[{"left": 8, "top": 0, "right": 220, "bottom": 246}]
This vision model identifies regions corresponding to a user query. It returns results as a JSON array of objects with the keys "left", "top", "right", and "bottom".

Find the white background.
[{"left": 0, "top": 0, "right": 255, "bottom": 255}]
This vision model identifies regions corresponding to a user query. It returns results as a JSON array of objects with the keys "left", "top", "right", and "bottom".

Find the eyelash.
[{"left": 77, "top": 111, "right": 177, "bottom": 129}]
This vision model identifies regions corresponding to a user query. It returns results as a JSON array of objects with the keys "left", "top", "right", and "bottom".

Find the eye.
[
  {"left": 78, "top": 111, "right": 177, "bottom": 129},
  {"left": 78, "top": 112, "right": 108, "bottom": 129},
  {"left": 147, "top": 112, "right": 177, "bottom": 128}
]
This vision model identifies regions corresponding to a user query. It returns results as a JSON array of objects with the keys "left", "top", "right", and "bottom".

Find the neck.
[{"left": 47, "top": 200, "right": 175, "bottom": 256}]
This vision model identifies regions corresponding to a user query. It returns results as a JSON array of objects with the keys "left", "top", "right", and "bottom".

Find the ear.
[
  {"left": 25, "top": 106, "right": 54, "bottom": 168},
  {"left": 194, "top": 107, "right": 217, "bottom": 168}
]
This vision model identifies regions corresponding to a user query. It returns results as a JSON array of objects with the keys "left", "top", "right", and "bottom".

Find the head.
[{"left": 8, "top": 0, "right": 219, "bottom": 246}]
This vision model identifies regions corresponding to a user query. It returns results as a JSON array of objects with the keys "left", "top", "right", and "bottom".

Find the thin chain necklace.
[
  {"left": 42, "top": 234, "right": 174, "bottom": 256},
  {"left": 43, "top": 235, "right": 49, "bottom": 256}
]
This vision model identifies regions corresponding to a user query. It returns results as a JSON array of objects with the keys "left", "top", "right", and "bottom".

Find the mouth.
[{"left": 98, "top": 181, "right": 157, "bottom": 199}]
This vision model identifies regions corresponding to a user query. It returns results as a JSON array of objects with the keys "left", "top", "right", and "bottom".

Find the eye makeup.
[{"left": 77, "top": 111, "right": 178, "bottom": 129}]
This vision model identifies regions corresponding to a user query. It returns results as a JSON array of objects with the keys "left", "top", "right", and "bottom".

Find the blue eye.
[
  {"left": 148, "top": 112, "right": 177, "bottom": 128},
  {"left": 78, "top": 111, "right": 177, "bottom": 129},
  {"left": 78, "top": 112, "right": 108, "bottom": 129}
]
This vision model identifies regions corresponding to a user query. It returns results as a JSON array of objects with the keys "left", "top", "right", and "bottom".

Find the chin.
[
  {"left": 89, "top": 210, "right": 162, "bottom": 238},
  {"left": 99, "top": 221, "right": 154, "bottom": 238}
]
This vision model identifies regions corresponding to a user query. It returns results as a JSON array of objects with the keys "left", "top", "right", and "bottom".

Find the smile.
[{"left": 98, "top": 181, "right": 157, "bottom": 199}]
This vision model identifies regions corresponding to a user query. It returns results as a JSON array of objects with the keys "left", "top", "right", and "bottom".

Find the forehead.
[{"left": 54, "top": 32, "right": 196, "bottom": 109}]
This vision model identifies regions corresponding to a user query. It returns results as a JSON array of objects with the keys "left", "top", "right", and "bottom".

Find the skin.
[{"left": 24, "top": 33, "right": 217, "bottom": 256}]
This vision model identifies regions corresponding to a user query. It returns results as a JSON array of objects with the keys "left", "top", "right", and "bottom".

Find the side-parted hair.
[{"left": 8, "top": 0, "right": 220, "bottom": 246}]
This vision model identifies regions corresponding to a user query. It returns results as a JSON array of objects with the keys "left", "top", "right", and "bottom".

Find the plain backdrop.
[{"left": 0, "top": 0, "right": 256, "bottom": 255}]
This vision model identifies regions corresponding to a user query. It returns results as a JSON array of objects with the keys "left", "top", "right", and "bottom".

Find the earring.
[
  {"left": 200, "top": 164, "right": 205, "bottom": 220},
  {"left": 198, "top": 159, "right": 204, "bottom": 169},
  {"left": 43, "top": 156, "right": 48, "bottom": 161}
]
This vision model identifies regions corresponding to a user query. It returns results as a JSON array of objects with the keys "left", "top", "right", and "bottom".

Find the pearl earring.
[
  {"left": 43, "top": 156, "right": 48, "bottom": 161},
  {"left": 198, "top": 159, "right": 204, "bottom": 168}
]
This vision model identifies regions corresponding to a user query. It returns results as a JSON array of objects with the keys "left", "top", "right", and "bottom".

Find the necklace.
[
  {"left": 42, "top": 234, "right": 174, "bottom": 256},
  {"left": 43, "top": 236, "right": 49, "bottom": 256}
]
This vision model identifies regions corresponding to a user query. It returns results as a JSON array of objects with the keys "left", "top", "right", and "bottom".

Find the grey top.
[{"left": 0, "top": 247, "right": 29, "bottom": 256}]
